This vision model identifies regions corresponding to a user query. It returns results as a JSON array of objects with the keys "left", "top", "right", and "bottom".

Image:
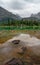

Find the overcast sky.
[{"left": 0, "top": 0, "right": 40, "bottom": 17}]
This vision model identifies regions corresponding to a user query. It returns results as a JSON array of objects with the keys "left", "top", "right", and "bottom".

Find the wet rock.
[
  {"left": 12, "top": 40, "right": 20, "bottom": 44},
  {"left": 4, "top": 58, "right": 23, "bottom": 65}
]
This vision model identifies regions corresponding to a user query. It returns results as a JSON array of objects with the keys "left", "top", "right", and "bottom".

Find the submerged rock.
[
  {"left": 18, "top": 47, "right": 27, "bottom": 55},
  {"left": 21, "top": 47, "right": 27, "bottom": 52},
  {"left": 4, "top": 58, "right": 23, "bottom": 65},
  {"left": 12, "top": 40, "right": 20, "bottom": 44}
]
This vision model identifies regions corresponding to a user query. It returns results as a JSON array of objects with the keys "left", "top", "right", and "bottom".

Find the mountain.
[
  {"left": 0, "top": 7, "right": 21, "bottom": 21},
  {"left": 23, "top": 12, "right": 40, "bottom": 21},
  {"left": 31, "top": 12, "right": 40, "bottom": 19}
]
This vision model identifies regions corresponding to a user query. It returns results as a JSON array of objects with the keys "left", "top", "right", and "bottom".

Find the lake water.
[{"left": 0, "top": 34, "right": 40, "bottom": 65}]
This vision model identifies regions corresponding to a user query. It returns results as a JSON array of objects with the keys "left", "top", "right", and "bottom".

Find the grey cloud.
[
  {"left": 8, "top": 0, "right": 26, "bottom": 10},
  {"left": 25, "top": 0, "right": 33, "bottom": 2},
  {"left": 0, "top": 0, "right": 3, "bottom": 6},
  {"left": 10, "top": 2, "right": 23, "bottom": 9},
  {"left": 24, "top": 0, "right": 40, "bottom": 3}
]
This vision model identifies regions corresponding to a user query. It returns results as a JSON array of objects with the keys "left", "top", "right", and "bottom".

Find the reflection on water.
[{"left": 0, "top": 34, "right": 40, "bottom": 65}]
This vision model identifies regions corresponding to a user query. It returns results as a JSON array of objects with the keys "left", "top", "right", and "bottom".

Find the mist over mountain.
[
  {"left": 0, "top": 6, "right": 40, "bottom": 21},
  {"left": 0, "top": 6, "right": 40, "bottom": 26}
]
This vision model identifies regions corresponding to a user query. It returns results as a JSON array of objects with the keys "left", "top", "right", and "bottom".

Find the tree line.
[{"left": 0, "top": 19, "right": 40, "bottom": 26}]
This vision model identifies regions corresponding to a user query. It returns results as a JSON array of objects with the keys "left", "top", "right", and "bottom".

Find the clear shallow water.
[{"left": 0, "top": 34, "right": 40, "bottom": 65}]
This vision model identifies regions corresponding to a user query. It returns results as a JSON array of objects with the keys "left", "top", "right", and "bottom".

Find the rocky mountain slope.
[
  {"left": 23, "top": 12, "right": 40, "bottom": 21},
  {"left": 0, "top": 7, "right": 21, "bottom": 21},
  {"left": 31, "top": 12, "right": 40, "bottom": 19}
]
